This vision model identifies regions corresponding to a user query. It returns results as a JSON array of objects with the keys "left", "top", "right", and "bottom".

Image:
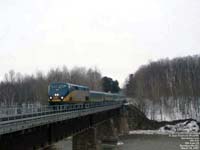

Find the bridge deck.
[{"left": 0, "top": 101, "right": 123, "bottom": 135}]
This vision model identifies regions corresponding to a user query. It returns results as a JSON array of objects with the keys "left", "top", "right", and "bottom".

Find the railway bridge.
[{"left": 0, "top": 101, "right": 129, "bottom": 150}]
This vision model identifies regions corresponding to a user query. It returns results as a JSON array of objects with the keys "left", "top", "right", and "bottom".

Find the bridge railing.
[
  {"left": 0, "top": 101, "right": 123, "bottom": 124},
  {"left": 0, "top": 105, "right": 51, "bottom": 119},
  {"left": 0, "top": 101, "right": 124, "bottom": 135}
]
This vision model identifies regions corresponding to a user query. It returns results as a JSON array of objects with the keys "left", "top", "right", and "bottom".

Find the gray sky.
[{"left": 0, "top": 0, "right": 200, "bottom": 86}]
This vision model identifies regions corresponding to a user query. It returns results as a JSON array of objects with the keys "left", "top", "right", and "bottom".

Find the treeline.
[
  {"left": 125, "top": 55, "right": 200, "bottom": 120},
  {"left": 125, "top": 55, "right": 200, "bottom": 99},
  {"left": 0, "top": 66, "right": 102, "bottom": 106}
]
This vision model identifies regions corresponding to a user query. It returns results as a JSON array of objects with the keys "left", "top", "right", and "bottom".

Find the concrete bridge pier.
[
  {"left": 114, "top": 107, "right": 129, "bottom": 135},
  {"left": 72, "top": 119, "right": 117, "bottom": 150},
  {"left": 72, "top": 108, "right": 129, "bottom": 150},
  {"left": 72, "top": 127, "right": 99, "bottom": 150},
  {"left": 72, "top": 119, "right": 121, "bottom": 150}
]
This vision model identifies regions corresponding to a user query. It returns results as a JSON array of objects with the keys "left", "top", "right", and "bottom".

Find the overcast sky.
[{"left": 0, "top": 0, "right": 200, "bottom": 86}]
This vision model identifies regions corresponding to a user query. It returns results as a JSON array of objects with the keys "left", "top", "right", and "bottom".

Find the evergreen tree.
[{"left": 102, "top": 76, "right": 120, "bottom": 93}]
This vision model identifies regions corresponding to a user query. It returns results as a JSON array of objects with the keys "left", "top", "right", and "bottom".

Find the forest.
[
  {"left": 125, "top": 55, "right": 200, "bottom": 121},
  {"left": 0, "top": 66, "right": 119, "bottom": 106}
]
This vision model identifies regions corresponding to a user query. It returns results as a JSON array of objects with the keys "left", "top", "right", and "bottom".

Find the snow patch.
[
  {"left": 129, "top": 120, "right": 199, "bottom": 135},
  {"left": 159, "top": 120, "right": 199, "bottom": 133},
  {"left": 129, "top": 130, "right": 168, "bottom": 135}
]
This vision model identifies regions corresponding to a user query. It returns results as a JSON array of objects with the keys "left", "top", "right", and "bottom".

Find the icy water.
[{"left": 46, "top": 134, "right": 188, "bottom": 150}]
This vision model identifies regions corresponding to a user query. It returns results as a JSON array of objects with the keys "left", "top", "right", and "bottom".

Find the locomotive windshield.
[
  {"left": 48, "top": 83, "right": 69, "bottom": 96},
  {"left": 50, "top": 84, "right": 68, "bottom": 89}
]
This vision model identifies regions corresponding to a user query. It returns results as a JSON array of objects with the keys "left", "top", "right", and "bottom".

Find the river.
[{"left": 45, "top": 133, "right": 199, "bottom": 150}]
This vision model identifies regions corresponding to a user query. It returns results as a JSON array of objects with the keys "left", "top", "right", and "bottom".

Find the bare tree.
[
  {"left": 125, "top": 55, "right": 200, "bottom": 120},
  {"left": 0, "top": 66, "right": 104, "bottom": 106}
]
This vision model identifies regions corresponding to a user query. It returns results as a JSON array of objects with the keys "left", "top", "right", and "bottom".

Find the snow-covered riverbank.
[{"left": 129, "top": 120, "right": 199, "bottom": 135}]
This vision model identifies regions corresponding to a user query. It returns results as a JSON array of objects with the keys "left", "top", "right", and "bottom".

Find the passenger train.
[{"left": 48, "top": 82, "right": 124, "bottom": 105}]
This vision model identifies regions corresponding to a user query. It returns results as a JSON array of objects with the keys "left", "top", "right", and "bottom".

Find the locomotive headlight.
[
  {"left": 61, "top": 96, "right": 64, "bottom": 100},
  {"left": 49, "top": 96, "right": 52, "bottom": 100}
]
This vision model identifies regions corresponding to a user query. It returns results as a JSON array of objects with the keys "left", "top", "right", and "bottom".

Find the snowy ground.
[
  {"left": 159, "top": 120, "right": 199, "bottom": 133},
  {"left": 128, "top": 97, "right": 200, "bottom": 122},
  {"left": 129, "top": 120, "right": 199, "bottom": 135}
]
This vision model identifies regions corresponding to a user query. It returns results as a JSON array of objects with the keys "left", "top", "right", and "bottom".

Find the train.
[{"left": 48, "top": 82, "right": 125, "bottom": 105}]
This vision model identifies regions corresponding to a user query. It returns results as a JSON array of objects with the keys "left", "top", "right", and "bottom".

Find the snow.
[
  {"left": 136, "top": 97, "right": 200, "bottom": 122},
  {"left": 159, "top": 120, "right": 199, "bottom": 133},
  {"left": 129, "top": 120, "right": 199, "bottom": 135},
  {"left": 129, "top": 130, "right": 169, "bottom": 135}
]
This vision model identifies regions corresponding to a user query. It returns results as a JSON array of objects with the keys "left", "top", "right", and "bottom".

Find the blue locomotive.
[{"left": 48, "top": 82, "right": 124, "bottom": 105}]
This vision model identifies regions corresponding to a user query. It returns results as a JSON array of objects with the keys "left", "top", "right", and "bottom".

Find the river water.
[{"left": 46, "top": 133, "right": 199, "bottom": 150}]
